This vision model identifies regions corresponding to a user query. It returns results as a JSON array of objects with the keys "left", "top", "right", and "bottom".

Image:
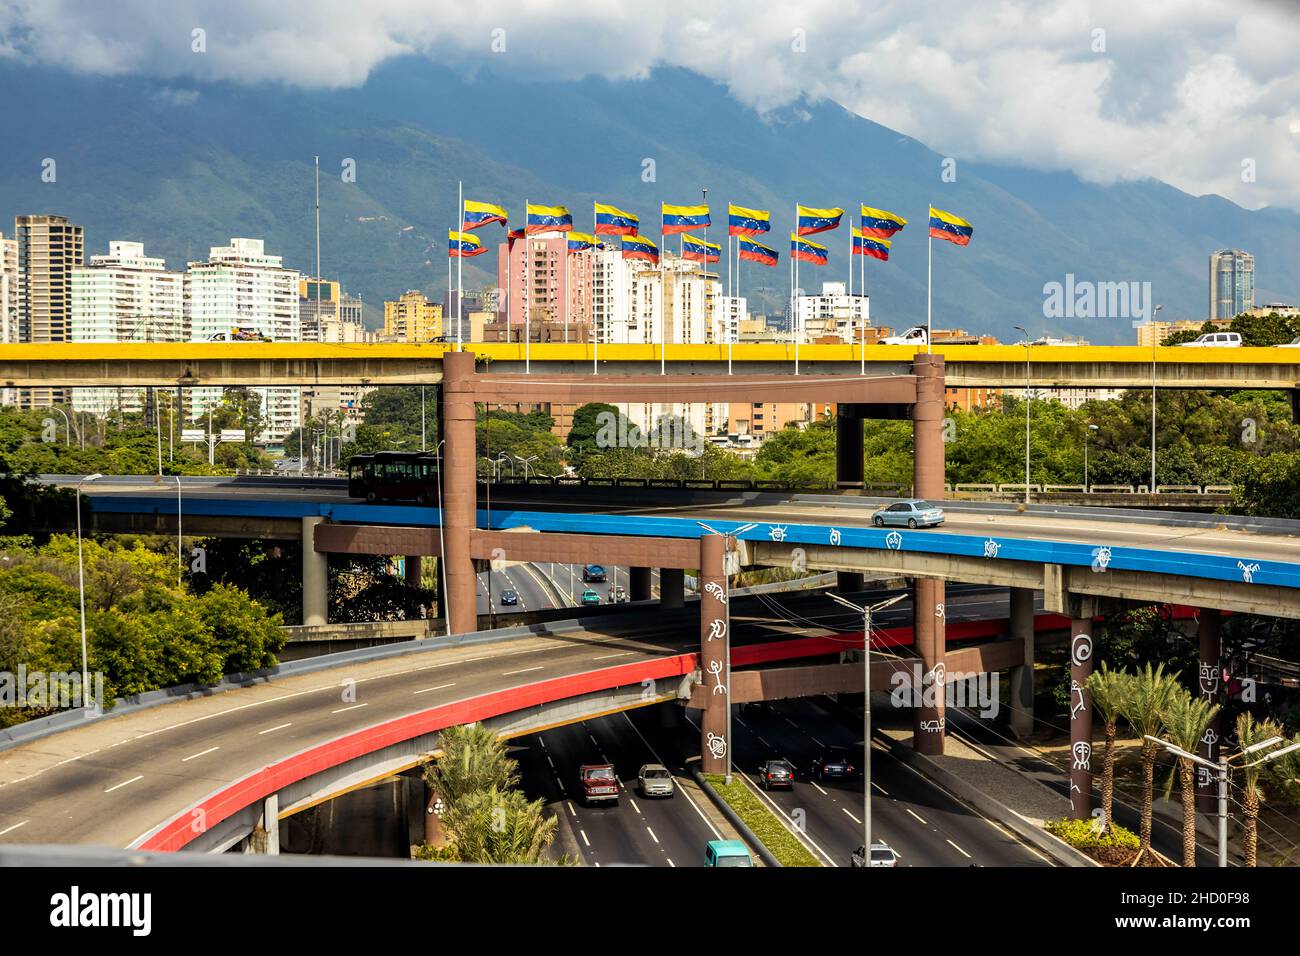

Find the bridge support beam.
[
  {"left": 630, "top": 566, "right": 652, "bottom": 602},
  {"left": 659, "top": 568, "right": 685, "bottom": 609},
  {"left": 836, "top": 403, "right": 865, "bottom": 592},
  {"left": 441, "top": 351, "right": 478, "bottom": 636},
  {"left": 911, "top": 353, "right": 947, "bottom": 755},
  {"left": 699, "top": 534, "right": 729, "bottom": 776},
  {"left": 244, "top": 792, "right": 281, "bottom": 855},
  {"left": 1069, "top": 616, "right": 1095, "bottom": 820},
  {"left": 1008, "top": 587, "right": 1035, "bottom": 738},
  {"left": 302, "top": 516, "right": 328, "bottom": 627},
  {"left": 1196, "top": 610, "right": 1223, "bottom": 816}
]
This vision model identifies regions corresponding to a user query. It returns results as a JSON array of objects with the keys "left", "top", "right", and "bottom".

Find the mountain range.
[{"left": 2, "top": 57, "right": 1298, "bottom": 343}]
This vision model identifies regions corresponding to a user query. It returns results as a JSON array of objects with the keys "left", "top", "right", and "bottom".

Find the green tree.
[
  {"left": 1160, "top": 689, "right": 1219, "bottom": 867},
  {"left": 1118, "top": 663, "right": 1181, "bottom": 862},
  {"left": 439, "top": 787, "right": 559, "bottom": 864},
  {"left": 1236, "top": 712, "right": 1284, "bottom": 866},
  {"left": 423, "top": 723, "right": 520, "bottom": 805},
  {"left": 1085, "top": 662, "right": 1130, "bottom": 833}
]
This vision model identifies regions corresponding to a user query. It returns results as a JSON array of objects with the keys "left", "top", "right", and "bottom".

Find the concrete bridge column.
[
  {"left": 1007, "top": 587, "right": 1036, "bottom": 738},
  {"left": 302, "top": 516, "right": 328, "bottom": 627},
  {"left": 836, "top": 403, "right": 865, "bottom": 592},
  {"left": 244, "top": 792, "right": 281, "bottom": 855},
  {"left": 404, "top": 555, "right": 423, "bottom": 588},
  {"left": 1069, "top": 618, "right": 1095, "bottom": 820},
  {"left": 441, "top": 351, "right": 478, "bottom": 636},
  {"left": 1196, "top": 610, "right": 1223, "bottom": 816},
  {"left": 911, "top": 353, "right": 947, "bottom": 755},
  {"left": 629, "top": 566, "right": 652, "bottom": 602},
  {"left": 659, "top": 568, "right": 685, "bottom": 609},
  {"left": 698, "top": 534, "right": 729, "bottom": 775}
]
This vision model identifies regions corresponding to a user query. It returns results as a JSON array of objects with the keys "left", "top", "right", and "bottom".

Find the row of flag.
[{"left": 447, "top": 200, "right": 973, "bottom": 267}]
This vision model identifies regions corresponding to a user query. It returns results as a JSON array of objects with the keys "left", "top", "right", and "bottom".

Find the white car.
[
  {"left": 1277, "top": 336, "right": 1300, "bottom": 348},
  {"left": 852, "top": 843, "right": 900, "bottom": 867},
  {"left": 1179, "top": 332, "right": 1242, "bottom": 347},
  {"left": 881, "top": 326, "right": 928, "bottom": 346}
]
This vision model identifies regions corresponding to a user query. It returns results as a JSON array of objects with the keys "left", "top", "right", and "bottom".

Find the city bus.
[{"left": 347, "top": 451, "right": 440, "bottom": 503}]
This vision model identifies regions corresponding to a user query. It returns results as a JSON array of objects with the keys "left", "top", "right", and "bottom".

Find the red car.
[{"left": 579, "top": 763, "right": 619, "bottom": 806}]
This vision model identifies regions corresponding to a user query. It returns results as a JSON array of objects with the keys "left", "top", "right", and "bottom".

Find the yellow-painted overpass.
[{"left": 2, "top": 342, "right": 1299, "bottom": 388}]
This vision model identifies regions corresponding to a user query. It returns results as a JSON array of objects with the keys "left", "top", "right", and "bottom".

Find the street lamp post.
[
  {"left": 1150, "top": 304, "right": 1163, "bottom": 493},
  {"left": 76, "top": 473, "right": 104, "bottom": 712},
  {"left": 1013, "top": 325, "right": 1031, "bottom": 504},
  {"left": 50, "top": 406, "right": 71, "bottom": 446},
  {"left": 1084, "top": 424, "right": 1098, "bottom": 491},
  {"left": 515, "top": 455, "right": 540, "bottom": 480},
  {"left": 828, "top": 590, "right": 906, "bottom": 864},
  {"left": 434, "top": 439, "right": 449, "bottom": 636}
]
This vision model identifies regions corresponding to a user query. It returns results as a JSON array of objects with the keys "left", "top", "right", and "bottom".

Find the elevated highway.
[{"left": 4, "top": 341, "right": 1300, "bottom": 389}]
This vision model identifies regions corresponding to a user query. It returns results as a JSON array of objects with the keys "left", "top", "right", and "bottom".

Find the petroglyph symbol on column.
[
  {"left": 768, "top": 525, "right": 788, "bottom": 542},
  {"left": 1091, "top": 546, "right": 1112, "bottom": 572},
  {"left": 1201, "top": 727, "right": 1219, "bottom": 756},
  {"left": 1070, "top": 679, "right": 1086, "bottom": 720},
  {"left": 1237, "top": 561, "right": 1260, "bottom": 583},
  {"left": 919, "top": 718, "right": 945, "bottom": 733},
  {"left": 983, "top": 538, "right": 1000, "bottom": 559},
  {"left": 1072, "top": 740, "right": 1092, "bottom": 771},
  {"left": 704, "top": 581, "right": 728, "bottom": 605},
  {"left": 935, "top": 603, "right": 945, "bottom": 620},
  {"left": 707, "top": 659, "right": 727, "bottom": 695},
  {"left": 1069, "top": 781, "right": 1082, "bottom": 797},
  {"left": 707, "top": 732, "right": 727, "bottom": 759},
  {"left": 1071, "top": 633, "right": 1093, "bottom": 667},
  {"left": 1199, "top": 661, "right": 1220, "bottom": 697},
  {"left": 928, "top": 662, "right": 946, "bottom": 691},
  {"left": 706, "top": 618, "right": 727, "bottom": 642},
  {"left": 885, "top": 531, "right": 903, "bottom": 551},
  {"left": 1197, "top": 766, "right": 1213, "bottom": 789},
  {"left": 829, "top": 528, "right": 842, "bottom": 546}
]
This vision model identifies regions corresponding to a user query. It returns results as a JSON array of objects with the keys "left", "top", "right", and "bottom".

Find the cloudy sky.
[{"left": 3, "top": 0, "right": 1299, "bottom": 210}]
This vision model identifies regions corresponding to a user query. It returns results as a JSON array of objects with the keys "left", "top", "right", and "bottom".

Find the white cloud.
[{"left": 3, "top": 0, "right": 1299, "bottom": 208}]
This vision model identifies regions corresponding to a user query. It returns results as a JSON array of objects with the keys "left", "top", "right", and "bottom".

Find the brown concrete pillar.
[
  {"left": 301, "top": 516, "right": 328, "bottom": 627},
  {"left": 629, "top": 566, "right": 652, "bottom": 602},
  {"left": 441, "top": 351, "right": 478, "bottom": 635},
  {"left": 911, "top": 353, "right": 947, "bottom": 754},
  {"left": 1068, "top": 620, "right": 1095, "bottom": 820},
  {"left": 699, "top": 534, "right": 729, "bottom": 775},
  {"left": 404, "top": 555, "right": 423, "bottom": 588},
  {"left": 835, "top": 403, "right": 864, "bottom": 489},
  {"left": 423, "top": 779, "right": 445, "bottom": 846},
  {"left": 1196, "top": 610, "right": 1223, "bottom": 816},
  {"left": 659, "top": 568, "right": 685, "bottom": 609},
  {"left": 1007, "top": 587, "right": 1036, "bottom": 738}
]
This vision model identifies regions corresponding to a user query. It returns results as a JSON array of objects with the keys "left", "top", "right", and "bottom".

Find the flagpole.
[
  {"left": 592, "top": 201, "right": 598, "bottom": 374},
  {"left": 505, "top": 224, "right": 511, "bottom": 343},
  {"left": 457, "top": 180, "right": 463, "bottom": 351},
  {"left": 794, "top": 204, "right": 800, "bottom": 376},
  {"left": 564, "top": 248, "right": 570, "bottom": 344},
  {"left": 525, "top": 199, "right": 531, "bottom": 374},
  {"left": 926, "top": 204, "right": 933, "bottom": 355}
]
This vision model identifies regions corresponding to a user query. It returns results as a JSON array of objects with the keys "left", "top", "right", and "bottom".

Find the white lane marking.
[
  {"left": 667, "top": 858, "right": 676, "bottom": 868},
  {"left": 546, "top": 755, "right": 555, "bottom": 768},
  {"left": 503, "top": 666, "right": 545, "bottom": 676},
  {"left": 413, "top": 682, "right": 457, "bottom": 695},
  {"left": 630, "top": 799, "right": 641, "bottom": 815},
  {"left": 809, "top": 736, "right": 825, "bottom": 748},
  {"left": 588, "top": 734, "right": 601, "bottom": 748},
  {"left": 0, "top": 821, "right": 29, "bottom": 836},
  {"left": 812, "top": 782, "right": 828, "bottom": 796},
  {"left": 580, "top": 830, "right": 590, "bottom": 847},
  {"left": 948, "top": 839, "right": 972, "bottom": 859},
  {"left": 332, "top": 703, "right": 369, "bottom": 714},
  {"left": 757, "top": 736, "right": 772, "bottom": 748},
  {"left": 872, "top": 781, "right": 889, "bottom": 796},
  {"left": 258, "top": 723, "right": 292, "bottom": 735},
  {"left": 906, "top": 808, "right": 928, "bottom": 825},
  {"left": 181, "top": 747, "right": 219, "bottom": 762},
  {"left": 842, "top": 807, "right": 862, "bottom": 824},
  {"left": 104, "top": 775, "right": 143, "bottom": 793},
  {"left": 591, "top": 652, "right": 633, "bottom": 661},
  {"left": 566, "top": 801, "right": 576, "bottom": 817},
  {"left": 741, "top": 771, "right": 836, "bottom": 867},
  {"left": 646, "top": 826, "right": 660, "bottom": 845}
]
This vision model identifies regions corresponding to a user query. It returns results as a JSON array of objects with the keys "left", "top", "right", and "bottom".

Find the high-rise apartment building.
[
  {"left": 14, "top": 214, "right": 84, "bottom": 406},
  {"left": 1209, "top": 249, "right": 1255, "bottom": 320},
  {"left": 185, "top": 238, "right": 301, "bottom": 442},
  {"left": 299, "top": 278, "right": 374, "bottom": 427},
  {"left": 0, "top": 232, "right": 16, "bottom": 406},
  {"left": 382, "top": 290, "right": 443, "bottom": 342},
  {"left": 795, "top": 281, "right": 870, "bottom": 342},
  {"left": 70, "top": 241, "right": 184, "bottom": 417}
]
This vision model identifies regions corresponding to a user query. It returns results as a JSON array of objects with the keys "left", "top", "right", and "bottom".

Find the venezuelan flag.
[
  {"left": 796, "top": 205, "right": 844, "bottom": 236},
  {"left": 859, "top": 205, "right": 907, "bottom": 239},
  {"left": 852, "top": 228, "right": 891, "bottom": 261},
  {"left": 928, "top": 206, "right": 973, "bottom": 245},
  {"left": 448, "top": 230, "right": 487, "bottom": 258},
  {"left": 661, "top": 203, "right": 710, "bottom": 235},
  {"left": 567, "top": 232, "right": 597, "bottom": 252},
  {"left": 791, "top": 233, "right": 829, "bottom": 266},
  {"left": 594, "top": 203, "right": 639, "bottom": 236},
  {"left": 621, "top": 234, "right": 659, "bottom": 264},
  {"left": 526, "top": 203, "right": 574, "bottom": 234},
  {"left": 728, "top": 204, "right": 771, "bottom": 237},
  {"left": 463, "top": 200, "right": 508, "bottom": 230},
  {"left": 682, "top": 234, "right": 721, "bottom": 264},
  {"left": 738, "top": 236, "right": 778, "bottom": 267}
]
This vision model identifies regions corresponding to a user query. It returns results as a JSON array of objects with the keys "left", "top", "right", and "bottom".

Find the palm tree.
[
  {"left": 1236, "top": 713, "right": 1283, "bottom": 866},
  {"left": 1118, "top": 662, "right": 1180, "bottom": 862},
  {"left": 441, "top": 788, "right": 559, "bottom": 864},
  {"left": 1161, "top": 689, "right": 1220, "bottom": 867},
  {"left": 1086, "top": 662, "right": 1131, "bottom": 833},
  {"left": 423, "top": 722, "right": 519, "bottom": 805}
]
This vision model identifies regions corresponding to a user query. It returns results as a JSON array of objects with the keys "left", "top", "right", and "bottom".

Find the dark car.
[
  {"left": 582, "top": 564, "right": 607, "bottom": 583},
  {"left": 500, "top": 589, "right": 519, "bottom": 606},
  {"left": 810, "top": 747, "right": 856, "bottom": 781},
  {"left": 757, "top": 758, "right": 795, "bottom": 790},
  {"left": 740, "top": 701, "right": 776, "bottom": 721}
]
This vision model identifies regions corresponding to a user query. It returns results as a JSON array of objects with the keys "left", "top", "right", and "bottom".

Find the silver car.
[
  {"left": 851, "top": 843, "right": 900, "bottom": 867},
  {"left": 637, "top": 763, "right": 675, "bottom": 798},
  {"left": 871, "top": 499, "right": 945, "bottom": 529}
]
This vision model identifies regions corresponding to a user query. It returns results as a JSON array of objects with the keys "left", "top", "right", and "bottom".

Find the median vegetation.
[{"left": 704, "top": 773, "right": 822, "bottom": 867}]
